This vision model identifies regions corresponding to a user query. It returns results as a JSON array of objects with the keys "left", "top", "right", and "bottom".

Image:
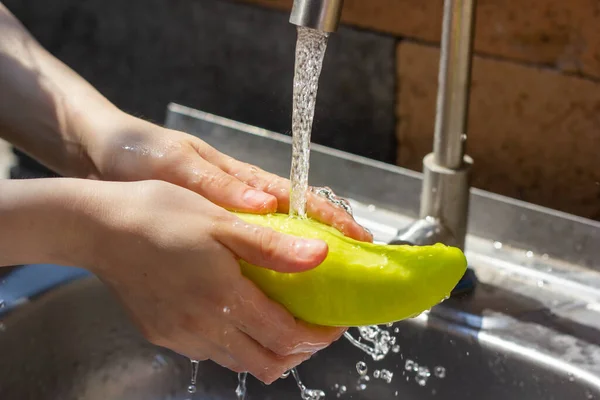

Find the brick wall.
[{"left": 238, "top": 0, "right": 600, "bottom": 220}]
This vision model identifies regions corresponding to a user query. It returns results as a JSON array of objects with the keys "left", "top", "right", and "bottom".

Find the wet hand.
[
  {"left": 87, "top": 180, "right": 345, "bottom": 384},
  {"left": 86, "top": 113, "right": 372, "bottom": 242}
]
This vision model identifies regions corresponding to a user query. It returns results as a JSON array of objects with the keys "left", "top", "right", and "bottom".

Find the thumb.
[{"left": 213, "top": 218, "right": 328, "bottom": 272}]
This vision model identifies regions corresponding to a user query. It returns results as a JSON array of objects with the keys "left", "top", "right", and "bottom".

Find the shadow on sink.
[{"left": 0, "top": 277, "right": 598, "bottom": 400}]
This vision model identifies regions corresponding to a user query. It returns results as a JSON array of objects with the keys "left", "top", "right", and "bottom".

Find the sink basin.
[
  {"left": 1, "top": 104, "right": 600, "bottom": 400},
  {"left": 1, "top": 275, "right": 599, "bottom": 400}
]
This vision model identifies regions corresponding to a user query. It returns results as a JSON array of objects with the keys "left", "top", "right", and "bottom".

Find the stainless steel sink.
[
  {"left": 1, "top": 274, "right": 599, "bottom": 400},
  {"left": 1, "top": 105, "right": 600, "bottom": 400}
]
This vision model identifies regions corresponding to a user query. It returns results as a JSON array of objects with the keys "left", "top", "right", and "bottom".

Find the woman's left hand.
[{"left": 86, "top": 112, "right": 372, "bottom": 242}]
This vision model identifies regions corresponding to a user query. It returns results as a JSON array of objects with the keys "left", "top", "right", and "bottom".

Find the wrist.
[
  {"left": 65, "top": 99, "right": 126, "bottom": 180},
  {"left": 0, "top": 178, "right": 109, "bottom": 270},
  {"left": 78, "top": 109, "right": 145, "bottom": 181}
]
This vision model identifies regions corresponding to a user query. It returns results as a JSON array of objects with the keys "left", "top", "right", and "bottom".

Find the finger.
[
  {"left": 212, "top": 217, "right": 328, "bottom": 273},
  {"left": 164, "top": 338, "right": 244, "bottom": 373},
  {"left": 203, "top": 152, "right": 372, "bottom": 242},
  {"left": 156, "top": 153, "right": 277, "bottom": 213},
  {"left": 228, "top": 278, "right": 345, "bottom": 357},
  {"left": 305, "top": 190, "right": 373, "bottom": 242},
  {"left": 223, "top": 328, "right": 313, "bottom": 384},
  {"left": 207, "top": 351, "right": 244, "bottom": 373}
]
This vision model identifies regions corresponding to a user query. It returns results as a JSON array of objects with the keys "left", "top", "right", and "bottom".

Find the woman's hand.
[
  {"left": 84, "top": 112, "right": 372, "bottom": 242},
  {"left": 77, "top": 179, "right": 344, "bottom": 384}
]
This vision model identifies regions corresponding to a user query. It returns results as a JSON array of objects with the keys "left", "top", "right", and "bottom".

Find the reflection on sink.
[{"left": 1, "top": 275, "right": 599, "bottom": 400}]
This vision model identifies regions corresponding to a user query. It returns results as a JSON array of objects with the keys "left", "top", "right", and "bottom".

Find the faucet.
[{"left": 290, "top": 0, "right": 477, "bottom": 293}]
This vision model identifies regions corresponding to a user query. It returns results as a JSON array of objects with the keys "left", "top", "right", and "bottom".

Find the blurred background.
[{"left": 1, "top": 0, "right": 599, "bottom": 220}]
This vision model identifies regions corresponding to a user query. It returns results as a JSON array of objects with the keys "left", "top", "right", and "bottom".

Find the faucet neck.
[{"left": 289, "top": 0, "right": 344, "bottom": 33}]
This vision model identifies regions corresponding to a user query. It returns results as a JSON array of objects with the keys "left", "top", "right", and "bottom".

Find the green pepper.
[{"left": 234, "top": 212, "right": 467, "bottom": 327}]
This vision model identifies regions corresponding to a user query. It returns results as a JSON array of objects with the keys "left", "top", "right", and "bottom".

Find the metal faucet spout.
[
  {"left": 392, "top": 0, "right": 476, "bottom": 255},
  {"left": 289, "top": 0, "right": 344, "bottom": 33}
]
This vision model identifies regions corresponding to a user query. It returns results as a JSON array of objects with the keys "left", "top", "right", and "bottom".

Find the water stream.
[
  {"left": 186, "top": 359, "right": 199, "bottom": 398},
  {"left": 289, "top": 27, "right": 329, "bottom": 217},
  {"left": 235, "top": 372, "right": 248, "bottom": 400}
]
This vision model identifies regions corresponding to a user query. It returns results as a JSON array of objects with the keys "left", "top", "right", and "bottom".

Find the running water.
[
  {"left": 186, "top": 359, "right": 200, "bottom": 398},
  {"left": 291, "top": 368, "right": 326, "bottom": 400},
  {"left": 235, "top": 372, "right": 248, "bottom": 400},
  {"left": 289, "top": 27, "right": 329, "bottom": 217}
]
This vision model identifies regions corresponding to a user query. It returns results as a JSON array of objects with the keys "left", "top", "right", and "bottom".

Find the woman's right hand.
[{"left": 80, "top": 179, "right": 344, "bottom": 384}]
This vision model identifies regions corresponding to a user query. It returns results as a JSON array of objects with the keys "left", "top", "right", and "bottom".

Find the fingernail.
[
  {"left": 243, "top": 189, "right": 272, "bottom": 208},
  {"left": 294, "top": 239, "right": 327, "bottom": 261}
]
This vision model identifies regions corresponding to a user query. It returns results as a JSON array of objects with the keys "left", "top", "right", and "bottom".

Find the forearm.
[
  {"left": 0, "top": 178, "right": 101, "bottom": 267},
  {"left": 0, "top": 4, "right": 121, "bottom": 178}
]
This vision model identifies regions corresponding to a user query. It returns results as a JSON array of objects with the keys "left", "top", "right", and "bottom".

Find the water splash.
[
  {"left": 235, "top": 372, "right": 248, "bottom": 400},
  {"left": 291, "top": 368, "right": 326, "bottom": 400},
  {"left": 289, "top": 27, "right": 329, "bottom": 217},
  {"left": 332, "top": 383, "right": 347, "bottom": 398},
  {"left": 311, "top": 186, "right": 353, "bottom": 216},
  {"left": 403, "top": 360, "right": 446, "bottom": 387},
  {"left": 372, "top": 369, "right": 394, "bottom": 384},
  {"left": 344, "top": 326, "right": 395, "bottom": 361}
]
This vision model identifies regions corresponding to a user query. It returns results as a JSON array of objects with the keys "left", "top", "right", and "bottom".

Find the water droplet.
[
  {"left": 493, "top": 241, "right": 503, "bottom": 249},
  {"left": 526, "top": 250, "right": 534, "bottom": 258},
  {"left": 466, "top": 351, "right": 470, "bottom": 356},
  {"left": 380, "top": 369, "right": 394, "bottom": 383},
  {"left": 188, "top": 358, "right": 200, "bottom": 396},
  {"left": 392, "top": 345, "right": 400, "bottom": 353},
  {"left": 537, "top": 280, "right": 547, "bottom": 288},
  {"left": 336, "top": 385, "right": 347, "bottom": 397},
  {"left": 0, "top": 300, "right": 5, "bottom": 309},
  {"left": 568, "top": 374, "right": 575, "bottom": 382},
  {"left": 416, "top": 376, "right": 428, "bottom": 386},
  {"left": 373, "top": 369, "right": 381, "bottom": 378},
  {"left": 367, "top": 204, "right": 376, "bottom": 212},
  {"left": 542, "top": 253, "right": 550, "bottom": 260},
  {"left": 434, "top": 366, "right": 446, "bottom": 378},
  {"left": 417, "top": 366, "right": 431, "bottom": 378},
  {"left": 356, "top": 361, "right": 368, "bottom": 376},
  {"left": 223, "top": 306, "right": 231, "bottom": 314},
  {"left": 405, "top": 359, "right": 415, "bottom": 371},
  {"left": 386, "top": 322, "right": 394, "bottom": 327},
  {"left": 394, "top": 327, "right": 399, "bottom": 333}
]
